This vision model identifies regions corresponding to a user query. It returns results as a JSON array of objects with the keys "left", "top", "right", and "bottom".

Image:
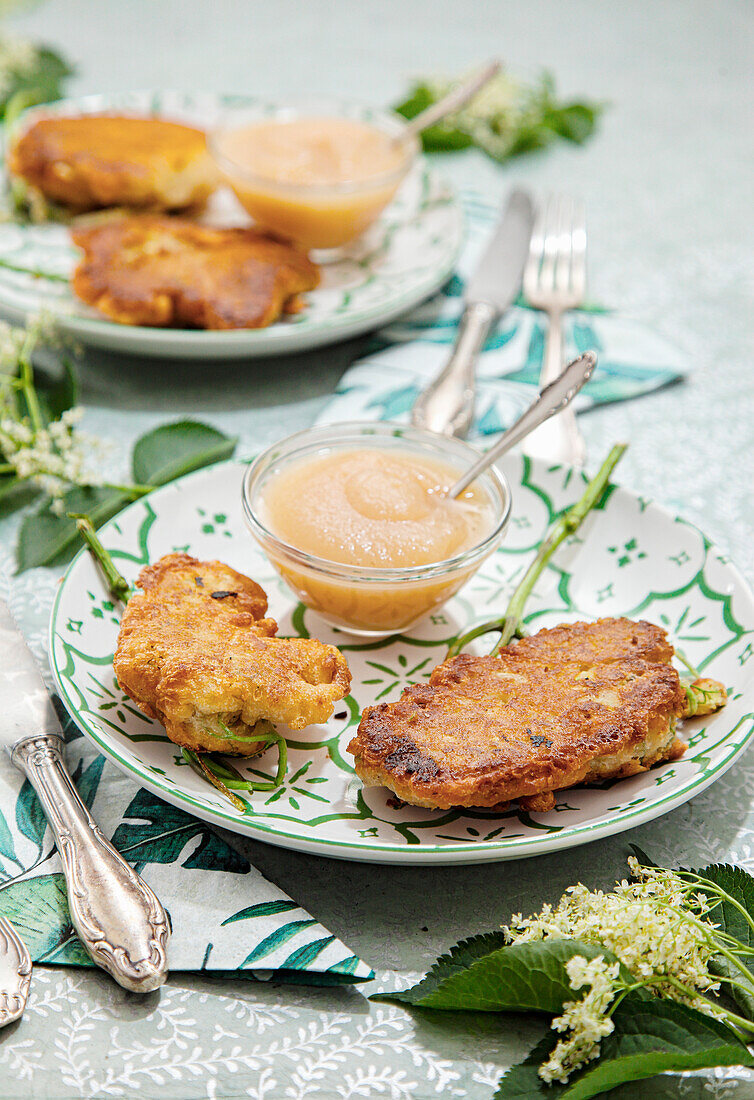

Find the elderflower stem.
[
  {"left": 100, "top": 481, "right": 154, "bottom": 498},
  {"left": 17, "top": 326, "right": 43, "bottom": 433},
  {"left": 492, "top": 443, "right": 627, "bottom": 654},
  {"left": 69, "top": 513, "right": 131, "bottom": 603},
  {"left": 446, "top": 444, "right": 627, "bottom": 658},
  {"left": 679, "top": 871, "right": 754, "bottom": 944}
]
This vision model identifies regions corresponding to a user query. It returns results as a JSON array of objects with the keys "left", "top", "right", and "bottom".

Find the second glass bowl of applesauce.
[
  {"left": 209, "top": 101, "right": 419, "bottom": 256},
  {"left": 241, "top": 422, "right": 512, "bottom": 637}
]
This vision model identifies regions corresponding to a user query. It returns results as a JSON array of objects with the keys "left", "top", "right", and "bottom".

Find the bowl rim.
[
  {"left": 241, "top": 420, "right": 512, "bottom": 584},
  {"left": 208, "top": 99, "right": 420, "bottom": 197}
]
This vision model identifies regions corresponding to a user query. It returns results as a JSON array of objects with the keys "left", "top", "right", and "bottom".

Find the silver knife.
[
  {"left": 0, "top": 600, "right": 169, "bottom": 992},
  {"left": 411, "top": 187, "right": 535, "bottom": 437}
]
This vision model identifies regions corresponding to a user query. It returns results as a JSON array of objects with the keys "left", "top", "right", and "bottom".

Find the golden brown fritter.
[
  {"left": 70, "top": 216, "right": 320, "bottom": 329},
  {"left": 113, "top": 553, "right": 350, "bottom": 755},
  {"left": 8, "top": 114, "right": 216, "bottom": 212},
  {"left": 349, "top": 618, "right": 688, "bottom": 811}
]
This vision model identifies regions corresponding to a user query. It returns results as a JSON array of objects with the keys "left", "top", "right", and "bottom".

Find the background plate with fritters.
[
  {"left": 0, "top": 91, "right": 463, "bottom": 358},
  {"left": 50, "top": 454, "right": 754, "bottom": 864}
]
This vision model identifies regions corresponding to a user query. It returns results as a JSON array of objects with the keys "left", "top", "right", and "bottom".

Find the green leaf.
[
  {"left": 0, "top": 45, "right": 74, "bottom": 118},
  {"left": 69, "top": 754, "right": 104, "bottom": 811},
  {"left": 416, "top": 122, "right": 475, "bottom": 153},
  {"left": 0, "top": 474, "right": 40, "bottom": 517},
  {"left": 0, "top": 872, "right": 89, "bottom": 964},
  {"left": 0, "top": 806, "right": 17, "bottom": 864},
  {"left": 36, "top": 359, "right": 78, "bottom": 424},
  {"left": 495, "top": 996, "right": 754, "bottom": 1099},
  {"left": 693, "top": 862, "right": 754, "bottom": 1019},
  {"left": 111, "top": 787, "right": 250, "bottom": 874},
  {"left": 628, "top": 843, "right": 659, "bottom": 868},
  {"left": 15, "top": 778, "right": 48, "bottom": 852},
  {"left": 544, "top": 102, "right": 601, "bottom": 144},
  {"left": 132, "top": 420, "right": 237, "bottom": 487},
  {"left": 373, "top": 938, "right": 620, "bottom": 1014},
  {"left": 16, "top": 486, "right": 130, "bottom": 572}
]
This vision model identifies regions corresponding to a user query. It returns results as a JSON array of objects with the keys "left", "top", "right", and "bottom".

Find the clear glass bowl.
[
  {"left": 241, "top": 421, "right": 512, "bottom": 637},
  {"left": 209, "top": 100, "right": 419, "bottom": 254}
]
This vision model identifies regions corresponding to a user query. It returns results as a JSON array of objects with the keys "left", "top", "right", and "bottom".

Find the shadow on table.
[
  {"left": 229, "top": 792, "right": 746, "bottom": 978},
  {"left": 74, "top": 334, "right": 372, "bottom": 413}
]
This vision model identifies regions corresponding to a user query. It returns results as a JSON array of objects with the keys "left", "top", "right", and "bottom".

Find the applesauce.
[
  {"left": 242, "top": 425, "right": 511, "bottom": 636},
  {"left": 211, "top": 111, "right": 416, "bottom": 251}
]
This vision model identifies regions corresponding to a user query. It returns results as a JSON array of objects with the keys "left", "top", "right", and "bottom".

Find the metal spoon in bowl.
[
  {"left": 397, "top": 60, "right": 501, "bottom": 145},
  {"left": 447, "top": 351, "right": 597, "bottom": 499}
]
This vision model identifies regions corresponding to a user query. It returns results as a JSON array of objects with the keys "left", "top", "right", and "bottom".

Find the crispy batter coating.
[
  {"left": 70, "top": 216, "right": 320, "bottom": 329},
  {"left": 9, "top": 114, "right": 216, "bottom": 212},
  {"left": 113, "top": 553, "right": 350, "bottom": 755},
  {"left": 349, "top": 618, "right": 687, "bottom": 810}
]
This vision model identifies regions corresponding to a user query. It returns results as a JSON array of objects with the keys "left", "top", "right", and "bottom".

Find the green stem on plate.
[
  {"left": 446, "top": 443, "right": 628, "bottom": 659},
  {"left": 0, "top": 255, "right": 70, "bottom": 283},
  {"left": 181, "top": 748, "right": 247, "bottom": 812},
  {"left": 69, "top": 512, "right": 131, "bottom": 603}
]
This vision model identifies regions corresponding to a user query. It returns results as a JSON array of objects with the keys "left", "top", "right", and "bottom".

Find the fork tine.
[
  {"left": 570, "top": 199, "right": 587, "bottom": 299},
  {"left": 554, "top": 194, "right": 575, "bottom": 293},
  {"left": 538, "top": 193, "right": 560, "bottom": 293},
  {"left": 523, "top": 199, "right": 545, "bottom": 294}
]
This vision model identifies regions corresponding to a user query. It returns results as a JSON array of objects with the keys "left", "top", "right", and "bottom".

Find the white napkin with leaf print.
[
  {"left": 317, "top": 192, "right": 687, "bottom": 435},
  {"left": 0, "top": 708, "right": 372, "bottom": 985}
]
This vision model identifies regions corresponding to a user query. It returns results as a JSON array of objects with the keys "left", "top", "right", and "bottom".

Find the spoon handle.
[
  {"left": 12, "top": 733, "right": 170, "bottom": 993},
  {"left": 401, "top": 60, "right": 501, "bottom": 142},
  {"left": 448, "top": 351, "right": 597, "bottom": 498}
]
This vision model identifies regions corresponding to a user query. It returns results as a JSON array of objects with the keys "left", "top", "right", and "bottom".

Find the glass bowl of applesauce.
[
  {"left": 209, "top": 101, "right": 419, "bottom": 256},
  {"left": 241, "top": 422, "right": 512, "bottom": 637}
]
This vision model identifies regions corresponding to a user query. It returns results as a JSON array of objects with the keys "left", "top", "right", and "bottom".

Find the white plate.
[
  {"left": 0, "top": 91, "right": 463, "bottom": 358},
  {"left": 50, "top": 457, "right": 754, "bottom": 864}
]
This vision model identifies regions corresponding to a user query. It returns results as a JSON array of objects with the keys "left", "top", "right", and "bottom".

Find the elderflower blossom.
[
  {"left": 539, "top": 956, "right": 619, "bottom": 1084},
  {"left": 0, "top": 31, "right": 38, "bottom": 100},
  {"left": 505, "top": 859, "right": 721, "bottom": 1011},
  {"left": 0, "top": 314, "right": 101, "bottom": 500},
  {"left": 504, "top": 858, "right": 727, "bottom": 1083},
  {"left": 0, "top": 406, "right": 98, "bottom": 500}
]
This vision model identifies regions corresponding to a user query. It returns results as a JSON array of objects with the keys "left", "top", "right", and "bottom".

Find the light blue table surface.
[{"left": 1, "top": 2, "right": 753, "bottom": 1097}]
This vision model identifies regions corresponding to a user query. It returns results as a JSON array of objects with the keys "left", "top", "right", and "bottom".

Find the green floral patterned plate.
[
  {"left": 0, "top": 91, "right": 463, "bottom": 359},
  {"left": 49, "top": 457, "right": 754, "bottom": 864}
]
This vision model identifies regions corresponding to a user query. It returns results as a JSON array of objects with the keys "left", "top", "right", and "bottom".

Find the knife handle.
[
  {"left": 410, "top": 300, "right": 496, "bottom": 437},
  {"left": 11, "top": 734, "right": 169, "bottom": 993}
]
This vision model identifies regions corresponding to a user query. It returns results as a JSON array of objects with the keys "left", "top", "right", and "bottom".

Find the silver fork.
[{"left": 522, "top": 194, "right": 587, "bottom": 466}]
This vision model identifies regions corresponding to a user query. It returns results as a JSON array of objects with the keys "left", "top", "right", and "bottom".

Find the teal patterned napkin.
[
  {"left": 318, "top": 193, "right": 687, "bottom": 436},
  {"left": 0, "top": 709, "right": 373, "bottom": 985}
]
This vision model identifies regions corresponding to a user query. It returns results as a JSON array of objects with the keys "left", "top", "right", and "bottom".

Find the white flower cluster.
[
  {"left": 540, "top": 955, "right": 620, "bottom": 1084},
  {"left": 0, "top": 31, "right": 39, "bottom": 101},
  {"left": 0, "top": 406, "right": 96, "bottom": 502},
  {"left": 0, "top": 315, "right": 98, "bottom": 502},
  {"left": 421, "top": 70, "right": 523, "bottom": 155},
  {"left": 505, "top": 858, "right": 725, "bottom": 1083}
]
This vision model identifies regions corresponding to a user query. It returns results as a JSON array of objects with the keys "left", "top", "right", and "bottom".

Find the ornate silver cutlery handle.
[
  {"left": 11, "top": 734, "right": 169, "bottom": 992},
  {"left": 0, "top": 918, "right": 31, "bottom": 1027}
]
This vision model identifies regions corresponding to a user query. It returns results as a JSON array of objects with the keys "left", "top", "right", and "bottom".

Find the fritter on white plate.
[
  {"left": 71, "top": 216, "right": 319, "bottom": 329},
  {"left": 9, "top": 114, "right": 216, "bottom": 212},
  {"left": 350, "top": 618, "right": 726, "bottom": 812},
  {"left": 113, "top": 553, "right": 350, "bottom": 755}
]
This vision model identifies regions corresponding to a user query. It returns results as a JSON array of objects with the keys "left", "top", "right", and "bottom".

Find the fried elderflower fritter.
[
  {"left": 350, "top": 618, "right": 692, "bottom": 811},
  {"left": 9, "top": 114, "right": 216, "bottom": 212},
  {"left": 113, "top": 553, "right": 350, "bottom": 755},
  {"left": 71, "top": 216, "right": 319, "bottom": 329}
]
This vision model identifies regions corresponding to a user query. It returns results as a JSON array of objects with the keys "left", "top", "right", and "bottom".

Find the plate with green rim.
[
  {"left": 49, "top": 456, "right": 754, "bottom": 864},
  {"left": 0, "top": 90, "right": 463, "bottom": 359}
]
